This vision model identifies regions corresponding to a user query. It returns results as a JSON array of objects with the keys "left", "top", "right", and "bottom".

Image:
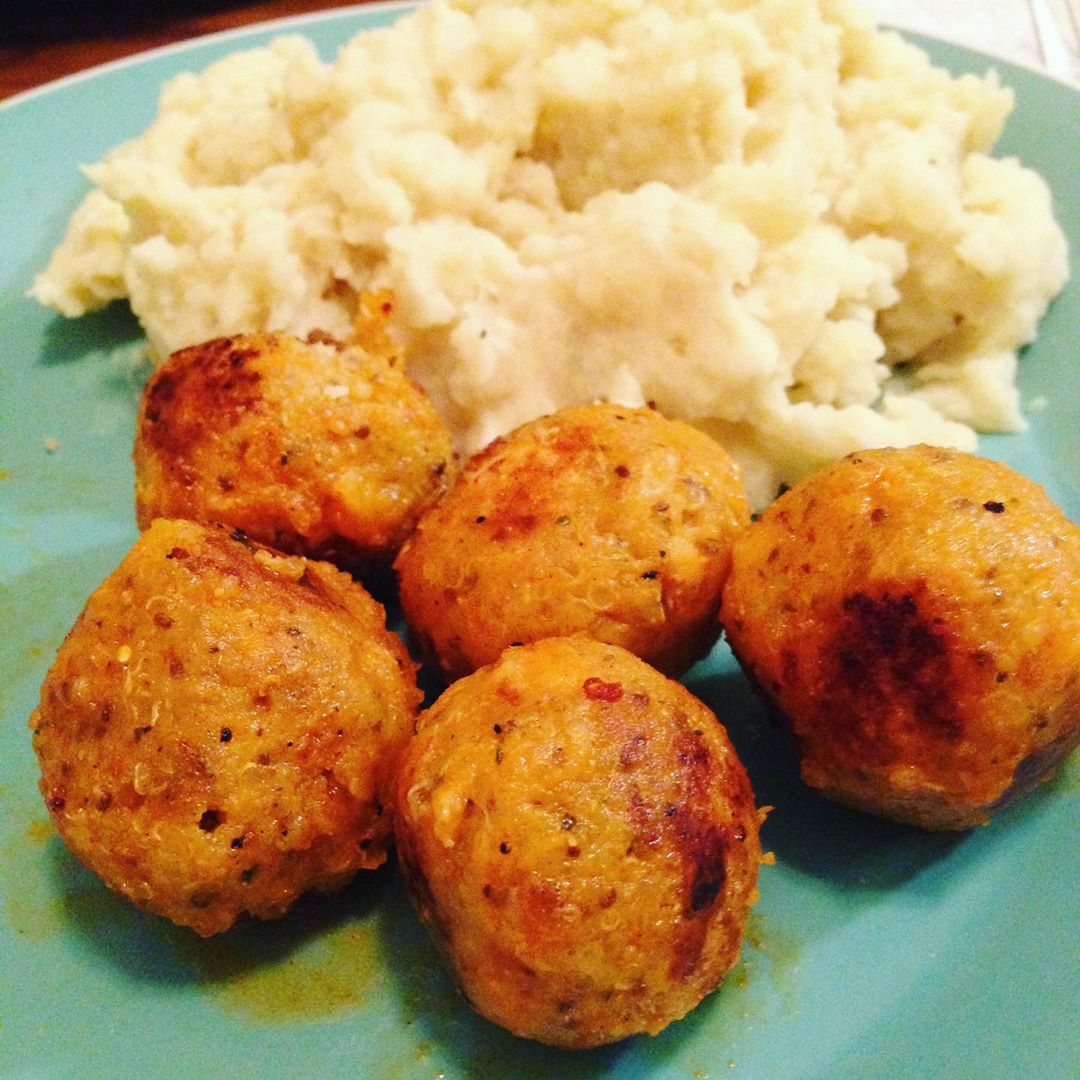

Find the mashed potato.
[{"left": 32, "top": 0, "right": 1068, "bottom": 505}]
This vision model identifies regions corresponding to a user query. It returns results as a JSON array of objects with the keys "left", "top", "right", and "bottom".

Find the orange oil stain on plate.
[
  {"left": 0, "top": 817, "right": 69, "bottom": 942},
  {"left": 184, "top": 917, "right": 384, "bottom": 1025}
]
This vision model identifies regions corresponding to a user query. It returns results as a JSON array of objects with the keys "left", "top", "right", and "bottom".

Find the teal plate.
[{"left": 1, "top": 7, "right": 1077, "bottom": 1078}]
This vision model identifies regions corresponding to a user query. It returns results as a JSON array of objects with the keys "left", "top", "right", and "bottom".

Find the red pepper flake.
[
  {"left": 614, "top": 464, "right": 631, "bottom": 478},
  {"left": 583, "top": 677, "right": 623, "bottom": 702}
]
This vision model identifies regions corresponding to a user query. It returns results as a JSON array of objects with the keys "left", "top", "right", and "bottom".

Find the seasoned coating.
[
  {"left": 721, "top": 445, "right": 1080, "bottom": 830},
  {"left": 394, "top": 637, "right": 761, "bottom": 1048},
  {"left": 134, "top": 306, "right": 454, "bottom": 570},
  {"left": 30, "top": 519, "right": 420, "bottom": 935},
  {"left": 394, "top": 404, "right": 750, "bottom": 680}
]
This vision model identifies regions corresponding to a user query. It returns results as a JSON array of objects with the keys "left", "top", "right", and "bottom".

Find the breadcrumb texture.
[
  {"left": 30, "top": 0, "right": 1068, "bottom": 507},
  {"left": 134, "top": 317, "right": 454, "bottom": 569},
  {"left": 394, "top": 637, "right": 761, "bottom": 1048},
  {"left": 721, "top": 445, "right": 1080, "bottom": 829},
  {"left": 395, "top": 403, "right": 750, "bottom": 679},
  {"left": 30, "top": 519, "right": 421, "bottom": 935}
]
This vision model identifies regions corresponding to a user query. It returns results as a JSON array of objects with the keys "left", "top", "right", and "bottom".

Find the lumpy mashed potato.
[{"left": 31, "top": 0, "right": 1068, "bottom": 505}]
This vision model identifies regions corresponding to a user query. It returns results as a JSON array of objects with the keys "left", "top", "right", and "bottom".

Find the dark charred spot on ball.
[
  {"left": 983, "top": 500, "right": 1005, "bottom": 514},
  {"left": 199, "top": 809, "right": 223, "bottom": 832},
  {"left": 826, "top": 588, "right": 963, "bottom": 756},
  {"left": 145, "top": 369, "right": 179, "bottom": 411}
]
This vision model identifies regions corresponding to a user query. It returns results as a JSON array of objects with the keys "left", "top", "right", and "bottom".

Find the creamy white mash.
[{"left": 32, "top": 0, "right": 1069, "bottom": 505}]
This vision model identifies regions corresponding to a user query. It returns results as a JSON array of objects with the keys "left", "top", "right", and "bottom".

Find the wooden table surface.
[{"left": 2, "top": 0, "right": 1077, "bottom": 102}]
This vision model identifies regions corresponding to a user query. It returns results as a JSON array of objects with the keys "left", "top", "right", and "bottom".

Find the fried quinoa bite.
[
  {"left": 133, "top": 299, "right": 454, "bottom": 571},
  {"left": 721, "top": 444, "right": 1080, "bottom": 831},
  {"left": 394, "top": 637, "right": 762, "bottom": 1048},
  {"left": 30, "top": 518, "right": 421, "bottom": 936},
  {"left": 394, "top": 403, "right": 750, "bottom": 680}
]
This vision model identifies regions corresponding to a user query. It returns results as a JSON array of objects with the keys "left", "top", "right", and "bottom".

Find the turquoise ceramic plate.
[{"left": 1, "top": 6, "right": 1077, "bottom": 1078}]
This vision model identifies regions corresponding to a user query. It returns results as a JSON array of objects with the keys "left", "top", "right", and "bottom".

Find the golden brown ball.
[
  {"left": 721, "top": 444, "right": 1080, "bottom": 830},
  {"left": 134, "top": 309, "right": 454, "bottom": 570},
  {"left": 30, "top": 518, "right": 420, "bottom": 935},
  {"left": 394, "top": 404, "right": 750, "bottom": 680},
  {"left": 394, "top": 637, "right": 761, "bottom": 1048}
]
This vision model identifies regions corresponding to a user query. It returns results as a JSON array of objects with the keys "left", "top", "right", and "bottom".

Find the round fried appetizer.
[
  {"left": 395, "top": 637, "right": 761, "bottom": 1048},
  {"left": 394, "top": 404, "right": 750, "bottom": 680},
  {"left": 721, "top": 444, "right": 1080, "bottom": 830},
  {"left": 30, "top": 518, "right": 420, "bottom": 936},
  {"left": 134, "top": 318, "right": 453, "bottom": 570}
]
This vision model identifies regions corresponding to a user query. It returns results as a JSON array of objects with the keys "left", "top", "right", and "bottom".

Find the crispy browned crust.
[
  {"left": 31, "top": 519, "right": 421, "bottom": 935},
  {"left": 395, "top": 403, "right": 750, "bottom": 681},
  {"left": 395, "top": 637, "right": 761, "bottom": 1047},
  {"left": 721, "top": 444, "right": 1080, "bottom": 830},
  {"left": 134, "top": 322, "right": 454, "bottom": 571}
]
